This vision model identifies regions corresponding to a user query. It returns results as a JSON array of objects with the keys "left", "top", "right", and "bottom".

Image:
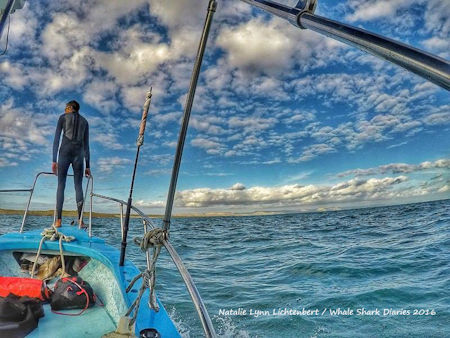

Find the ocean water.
[{"left": 0, "top": 199, "right": 449, "bottom": 337}]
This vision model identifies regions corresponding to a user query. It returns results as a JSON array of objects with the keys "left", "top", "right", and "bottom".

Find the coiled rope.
[
  {"left": 30, "top": 226, "right": 76, "bottom": 278},
  {"left": 124, "top": 228, "right": 167, "bottom": 326}
]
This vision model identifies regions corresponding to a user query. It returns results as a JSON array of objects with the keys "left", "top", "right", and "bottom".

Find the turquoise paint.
[{"left": 0, "top": 226, "right": 180, "bottom": 337}]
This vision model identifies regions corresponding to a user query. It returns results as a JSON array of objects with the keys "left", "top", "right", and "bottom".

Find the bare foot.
[
  {"left": 79, "top": 220, "right": 87, "bottom": 229},
  {"left": 54, "top": 219, "right": 62, "bottom": 228}
]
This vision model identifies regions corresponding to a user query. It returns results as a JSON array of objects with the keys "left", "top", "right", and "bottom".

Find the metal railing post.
[
  {"left": 91, "top": 192, "right": 216, "bottom": 338},
  {"left": 120, "top": 203, "right": 124, "bottom": 239},
  {"left": 78, "top": 175, "right": 92, "bottom": 228},
  {"left": 20, "top": 172, "right": 49, "bottom": 233},
  {"left": 3, "top": 171, "right": 89, "bottom": 232},
  {"left": 142, "top": 219, "right": 152, "bottom": 268},
  {"left": 88, "top": 176, "right": 94, "bottom": 237}
]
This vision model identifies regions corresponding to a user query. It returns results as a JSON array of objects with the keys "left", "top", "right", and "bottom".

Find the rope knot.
[
  {"left": 125, "top": 228, "right": 167, "bottom": 326},
  {"left": 31, "top": 226, "right": 76, "bottom": 278},
  {"left": 141, "top": 269, "right": 151, "bottom": 288},
  {"left": 134, "top": 228, "right": 167, "bottom": 252}
]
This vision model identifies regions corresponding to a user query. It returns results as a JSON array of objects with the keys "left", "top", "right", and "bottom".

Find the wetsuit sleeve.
[
  {"left": 52, "top": 115, "right": 63, "bottom": 162},
  {"left": 84, "top": 122, "right": 90, "bottom": 168}
]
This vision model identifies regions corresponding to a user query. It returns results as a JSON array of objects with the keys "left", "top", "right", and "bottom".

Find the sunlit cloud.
[
  {"left": 337, "top": 159, "right": 450, "bottom": 177},
  {"left": 175, "top": 176, "right": 415, "bottom": 208}
]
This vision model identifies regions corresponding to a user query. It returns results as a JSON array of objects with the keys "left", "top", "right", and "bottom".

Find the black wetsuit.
[{"left": 53, "top": 112, "right": 90, "bottom": 219}]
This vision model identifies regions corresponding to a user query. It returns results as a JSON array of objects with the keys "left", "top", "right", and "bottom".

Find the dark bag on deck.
[
  {"left": 0, "top": 294, "right": 44, "bottom": 338},
  {"left": 50, "top": 276, "right": 96, "bottom": 312}
]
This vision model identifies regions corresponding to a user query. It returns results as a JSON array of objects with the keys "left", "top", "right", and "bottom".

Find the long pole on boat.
[
  {"left": 0, "top": 0, "right": 14, "bottom": 42},
  {"left": 240, "top": 0, "right": 450, "bottom": 90},
  {"left": 162, "top": 0, "right": 218, "bottom": 233},
  {"left": 119, "top": 88, "right": 153, "bottom": 266}
]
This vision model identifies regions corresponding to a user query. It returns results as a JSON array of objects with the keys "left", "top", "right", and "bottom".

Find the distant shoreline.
[
  {"left": 0, "top": 209, "right": 123, "bottom": 218},
  {"left": 0, "top": 199, "right": 447, "bottom": 218},
  {"left": 0, "top": 208, "right": 281, "bottom": 218}
]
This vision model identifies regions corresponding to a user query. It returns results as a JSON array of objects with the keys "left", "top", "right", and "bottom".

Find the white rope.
[
  {"left": 125, "top": 228, "right": 167, "bottom": 326},
  {"left": 30, "top": 225, "right": 75, "bottom": 278}
]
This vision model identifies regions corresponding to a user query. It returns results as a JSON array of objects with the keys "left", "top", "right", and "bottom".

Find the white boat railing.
[
  {"left": 90, "top": 192, "right": 217, "bottom": 338},
  {"left": 0, "top": 171, "right": 92, "bottom": 233},
  {"left": 0, "top": 171, "right": 216, "bottom": 338}
]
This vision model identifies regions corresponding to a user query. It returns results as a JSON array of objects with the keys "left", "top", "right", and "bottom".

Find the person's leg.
[
  {"left": 72, "top": 150, "right": 84, "bottom": 224},
  {"left": 56, "top": 150, "right": 71, "bottom": 226}
]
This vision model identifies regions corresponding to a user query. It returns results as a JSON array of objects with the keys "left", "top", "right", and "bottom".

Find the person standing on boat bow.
[{"left": 52, "top": 100, "right": 91, "bottom": 228}]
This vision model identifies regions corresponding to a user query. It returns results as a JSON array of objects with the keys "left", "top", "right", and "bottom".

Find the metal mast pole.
[
  {"left": 0, "top": 0, "right": 14, "bottom": 41},
  {"left": 119, "top": 88, "right": 153, "bottom": 266},
  {"left": 240, "top": 0, "right": 450, "bottom": 90},
  {"left": 162, "top": 0, "right": 218, "bottom": 232}
]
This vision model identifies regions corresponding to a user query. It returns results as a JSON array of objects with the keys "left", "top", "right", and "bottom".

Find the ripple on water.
[{"left": 0, "top": 199, "right": 448, "bottom": 337}]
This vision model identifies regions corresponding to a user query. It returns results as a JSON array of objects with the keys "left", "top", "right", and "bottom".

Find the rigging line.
[{"left": 0, "top": 15, "right": 10, "bottom": 56}]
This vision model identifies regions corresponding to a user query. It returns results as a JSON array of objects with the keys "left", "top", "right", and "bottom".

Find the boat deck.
[
  {"left": 0, "top": 227, "right": 181, "bottom": 337},
  {"left": 28, "top": 303, "right": 116, "bottom": 338}
]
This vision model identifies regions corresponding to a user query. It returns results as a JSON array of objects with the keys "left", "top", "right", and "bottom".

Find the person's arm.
[
  {"left": 52, "top": 115, "right": 63, "bottom": 174},
  {"left": 84, "top": 122, "right": 91, "bottom": 177}
]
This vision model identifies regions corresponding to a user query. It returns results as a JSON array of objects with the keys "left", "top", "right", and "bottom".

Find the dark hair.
[{"left": 66, "top": 100, "right": 80, "bottom": 112}]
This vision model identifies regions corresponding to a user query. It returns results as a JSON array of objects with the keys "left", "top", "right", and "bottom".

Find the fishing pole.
[{"left": 119, "top": 88, "right": 153, "bottom": 266}]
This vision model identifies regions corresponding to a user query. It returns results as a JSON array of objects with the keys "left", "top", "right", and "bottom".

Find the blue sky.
[{"left": 0, "top": 0, "right": 449, "bottom": 215}]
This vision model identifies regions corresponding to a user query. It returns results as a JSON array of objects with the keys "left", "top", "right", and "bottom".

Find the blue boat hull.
[{"left": 0, "top": 226, "right": 180, "bottom": 337}]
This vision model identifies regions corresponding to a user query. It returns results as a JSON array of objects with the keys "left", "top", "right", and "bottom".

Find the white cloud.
[
  {"left": 216, "top": 16, "right": 343, "bottom": 76},
  {"left": 83, "top": 80, "right": 120, "bottom": 113},
  {"left": 190, "top": 137, "right": 224, "bottom": 155},
  {"left": 346, "top": 0, "right": 411, "bottom": 22},
  {"left": 422, "top": 111, "right": 450, "bottom": 126},
  {"left": 135, "top": 199, "right": 165, "bottom": 208},
  {"left": 217, "top": 18, "right": 295, "bottom": 74},
  {"left": 153, "top": 111, "right": 182, "bottom": 126},
  {"left": 0, "top": 158, "right": 18, "bottom": 167},
  {"left": 0, "top": 0, "right": 448, "bottom": 208},
  {"left": 423, "top": 0, "right": 450, "bottom": 36},
  {"left": 438, "top": 185, "right": 449, "bottom": 193},
  {"left": 42, "top": 0, "right": 147, "bottom": 56},
  {"left": 0, "top": 61, "right": 27, "bottom": 89},
  {"left": 337, "top": 159, "right": 450, "bottom": 177},
  {"left": 230, "top": 183, "right": 245, "bottom": 191},
  {"left": 422, "top": 37, "right": 450, "bottom": 54},
  {"left": 290, "top": 143, "right": 337, "bottom": 163},
  {"left": 145, "top": 169, "right": 171, "bottom": 176},
  {"left": 282, "top": 111, "right": 316, "bottom": 125},
  {"left": 148, "top": 153, "right": 173, "bottom": 166},
  {"left": 228, "top": 116, "right": 277, "bottom": 133},
  {"left": 0, "top": 100, "right": 54, "bottom": 166},
  {"left": 343, "top": 0, "right": 449, "bottom": 59},
  {"left": 92, "top": 133, "right": 124, "bottom": 150},
  {"left": 386, "top": 141, "right": 408, "bottom": 149},
  {"left": 283, "top": 171, "right": 313, "bottom": 184},
  {"left": 175, "top": 176, "right": 411, "bottom": 208},
  {"left": 5, "top": 2, "right": 39, "bottom": 51},
  {"left": 190, "top": 116, "right": 227, "bottom": 135},
  {"left": 95, "top": 42, "right": 170, "bottom": 85},
  {"left": 97, "top": 156, "right": 132, "bottom": 173},
  {"left": 120, "top": 86, "right": 150, "bottom": 113},
  {"left": 148, "top": 0, "right": 205, "bottom": 31}
]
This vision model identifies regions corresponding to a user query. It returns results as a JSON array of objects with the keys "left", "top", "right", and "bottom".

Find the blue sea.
[{"left": 1, "top": 199, "right": 449, "bottom": 337}]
